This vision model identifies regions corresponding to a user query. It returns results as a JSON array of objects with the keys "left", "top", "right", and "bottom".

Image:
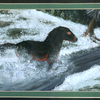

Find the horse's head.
[{"left": 59, "top": 26, "right": 78, "bottom": 42}]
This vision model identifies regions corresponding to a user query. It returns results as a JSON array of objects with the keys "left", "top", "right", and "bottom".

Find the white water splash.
[{"left": 0, "top": 10, "right": 100, "bottom": 91}]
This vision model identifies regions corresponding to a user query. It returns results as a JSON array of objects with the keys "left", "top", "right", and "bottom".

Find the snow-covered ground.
[{"left": 0, "top": 10, "right": 100, "bottom": 91}]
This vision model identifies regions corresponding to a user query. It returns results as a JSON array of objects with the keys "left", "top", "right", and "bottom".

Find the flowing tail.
[
  {"left": 0, "top": 43, "right": 16, "bottom": 51},
  {"left": 0, "top": 42, "right": 100, "bottom": 91}
]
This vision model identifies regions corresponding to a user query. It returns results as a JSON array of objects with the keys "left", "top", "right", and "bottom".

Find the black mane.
[{"left": 45, "top": 26, "right": 63, "bottom": 43}]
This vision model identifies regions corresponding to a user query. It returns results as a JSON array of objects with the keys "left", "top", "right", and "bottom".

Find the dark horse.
[{"left": 0, "top": 26, "right": 78, "bottom": 69}]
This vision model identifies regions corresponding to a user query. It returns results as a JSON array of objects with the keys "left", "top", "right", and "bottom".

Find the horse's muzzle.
[
  {"left": 71, "top": 36, "right": 78, "bottom": 42},
  {"left": 74, "top": 37, "right": 78, "bottom": 42}
]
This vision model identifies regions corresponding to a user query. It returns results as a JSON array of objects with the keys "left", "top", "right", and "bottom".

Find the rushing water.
[{"left": 0, "top": 10, "right": 100, "bottom": 91}]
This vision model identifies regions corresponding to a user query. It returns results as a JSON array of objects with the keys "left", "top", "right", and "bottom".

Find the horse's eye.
[{"left": 67, "top": 32, "right": 72, "bottom": 35}]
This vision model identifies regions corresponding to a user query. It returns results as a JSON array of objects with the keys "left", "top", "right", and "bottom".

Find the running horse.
[{"left": 0, "top": 26, "right": 78, "bottom": 69}]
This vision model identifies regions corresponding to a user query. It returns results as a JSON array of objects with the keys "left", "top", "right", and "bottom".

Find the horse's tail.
[{"left": 0, "top": 43, "right": 16, "bottom": 51}]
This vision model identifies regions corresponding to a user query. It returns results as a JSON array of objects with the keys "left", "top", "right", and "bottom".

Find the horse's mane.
[{"left": 45, "top": 27, "right": 60, "bottom": 43}]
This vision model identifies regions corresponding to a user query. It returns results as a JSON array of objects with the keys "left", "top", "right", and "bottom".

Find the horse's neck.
[
  {"left": 45, "top": 30, "right": 63, "bottom": 43},
  {"left": 44, "top": 32, "right": 63, "bottom": 53}
]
